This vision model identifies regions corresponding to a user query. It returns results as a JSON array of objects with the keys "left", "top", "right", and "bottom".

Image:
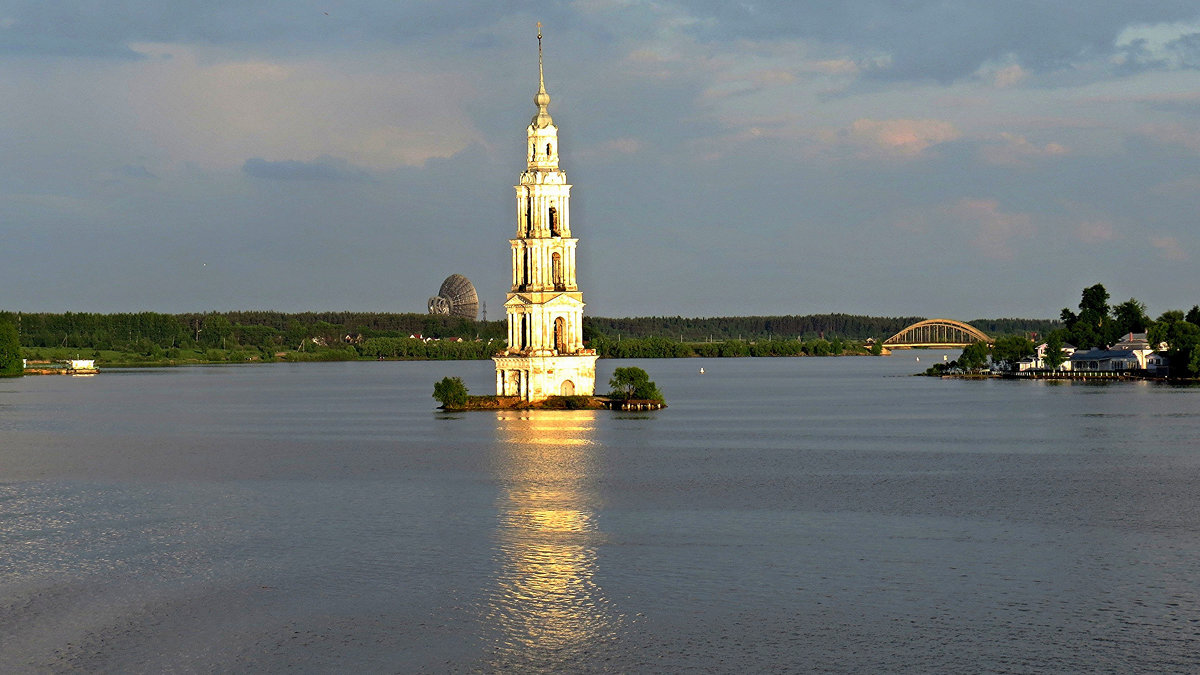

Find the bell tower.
[{"left": 494, "top": 24, "right": 597, "bottom": 401}]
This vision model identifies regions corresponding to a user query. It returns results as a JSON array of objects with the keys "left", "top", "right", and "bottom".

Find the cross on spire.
[
  {"left": 537, "top": 22, "right": 545, "bottom": 94},
  {"left": 531, "top": 21, "right": 553, "bottom": 127}
]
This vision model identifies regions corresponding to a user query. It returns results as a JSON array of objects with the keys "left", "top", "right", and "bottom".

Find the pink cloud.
[
  {"left": 1150, "top": 236, "right": 1188, "bottom": 261},
  {"left": 848, "top": 118, "right": 960, "bottom": 157},
  {"left": 980, "top": 132, "right": 1068, "bottom": 166}
]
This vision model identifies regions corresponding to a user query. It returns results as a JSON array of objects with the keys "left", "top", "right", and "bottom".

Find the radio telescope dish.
[{"left": 428, "top": 274, "right": 479, "bottom": 320}]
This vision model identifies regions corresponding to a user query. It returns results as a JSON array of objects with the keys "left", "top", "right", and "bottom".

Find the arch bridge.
[{"left": 883, "top": 319, "right": 990, "bottom": 349}]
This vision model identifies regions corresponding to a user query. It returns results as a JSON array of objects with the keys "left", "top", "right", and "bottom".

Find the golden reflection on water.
[{"left": 485, "top": 410, "right": 621, "bottom": 670}]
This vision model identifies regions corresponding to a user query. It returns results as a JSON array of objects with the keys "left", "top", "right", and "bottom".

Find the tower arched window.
[
  {"left": 554, "top": 316, "right": 567, "bottom": 353},
  {"left": 552, "top": 252, "right": 564, "bottom": 290},
  {"left": 522, "top": 249, "right": 531, "bottom": 290},
  {"left": 546, "top": 143, "right": 552, "bottom": 156},
  {"left": 549, "top": 206, "right": 559, "bottom": 236}
]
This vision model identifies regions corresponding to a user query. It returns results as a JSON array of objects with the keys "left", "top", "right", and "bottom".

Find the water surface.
[{"left": 2, "top": 357, "right": 1199, "bottom": 672}]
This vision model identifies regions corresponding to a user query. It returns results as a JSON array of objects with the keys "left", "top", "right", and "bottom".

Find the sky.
[{"left": 1, "top": 1, "right": 1198, "bottom": 320}]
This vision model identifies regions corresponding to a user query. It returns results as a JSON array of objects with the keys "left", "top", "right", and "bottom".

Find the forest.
[{"left": 0, "top": 310, "right": 1060, "bottom": 364}]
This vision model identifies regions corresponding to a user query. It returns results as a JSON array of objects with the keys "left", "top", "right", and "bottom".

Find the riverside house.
[
  {"left": 1016, "top": 341, "right": 1076, "bottom": 372},
  {"left": 1018, "top": 333, "right": 1169, "bottom": 376}
]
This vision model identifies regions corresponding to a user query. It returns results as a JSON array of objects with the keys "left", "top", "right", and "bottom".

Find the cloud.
[
  {"left": 0, "top": 2, "right": 552, "bottom": 57},
  {"left": 847, "top": 118, "right": 960, "bottom": 157},
  {"left": 991, "top": 63, "right": 1028, "bottom": 88},
  {"left": 979, "top": 133, "right": 1068, "bottom": 166},
  {"left": 121, "top": 43, "right": 483, "bottom": 170},
  {"left": 806, "top": 59, "right": 859, "bottom": 76},
  {"left": 1075, "top": 220, "right": 1117, "bottom": 243},
  {"left": 242, "top": 156, "right": 367, "bottom": 181},
  {"left": 672, "top": 2, "right": 1200, "bottom": 82},
  {"left": 1150, "top": 235, "right": 1188, "bottom": 260},
  {"left": 1139, "top": 123, "right": 1200, "bottom": 153},
  {"left": 1115, "top": 19, "right": 1200, "bottom": 69},
  {"left": 946, "top": 198, "right": 1035, "bottom": 260}
]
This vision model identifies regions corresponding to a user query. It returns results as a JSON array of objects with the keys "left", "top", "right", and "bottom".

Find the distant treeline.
[
  {"left": 587, "top": 334, "right": 870, "bottom": 358},
  {"left": 1, "top": 310, "right": 1059, "bottom": 360},
  {"left": 583, "top": 314, "right": 1061, "bottom": 342},
  {"left": 3, "top": 311, "right": 505, "bottom": 352}
]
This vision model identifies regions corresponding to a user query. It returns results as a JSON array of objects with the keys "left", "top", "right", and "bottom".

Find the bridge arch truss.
[{"left": 884, "top": 319, "right": 990, "bottom": 348}]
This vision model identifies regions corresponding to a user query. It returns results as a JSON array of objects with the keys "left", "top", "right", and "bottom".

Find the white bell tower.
[{"left": 493, "top": 24, "right": 598, "bottom": 401}]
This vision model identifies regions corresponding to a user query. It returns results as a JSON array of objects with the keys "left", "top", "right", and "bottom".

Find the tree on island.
[
  {"left": 608, "top": 366, "right": 663, "bottom": 402},
  {"left": 0, "top": 320, "right": 22, "bottom": 377},
  {"left": 957, "top": 341, "right": 990, "bottom": 371},
  {"left": 433, "top": 376, "right": 468, "bottom": 408}
]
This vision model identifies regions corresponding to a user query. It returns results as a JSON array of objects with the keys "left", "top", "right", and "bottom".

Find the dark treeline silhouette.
[
  {"left": 4, "top": 311, "right": 506, "bottom": 352},
  {"left": 967, "top": 318, "right": 1062, "bottom": 339},
  {"left": 2, "top": 310, "right": 1060, "bottom": 360},
  {"left": 584, "top": 314, "right": 1060, "bottom": 342}
]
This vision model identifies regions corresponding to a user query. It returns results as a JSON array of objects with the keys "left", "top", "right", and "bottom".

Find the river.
[{"left": 2, "top": 356, "right": 1199, "bottom": 672}]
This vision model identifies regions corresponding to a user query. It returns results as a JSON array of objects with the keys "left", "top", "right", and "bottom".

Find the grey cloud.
[
  {"left": 679, "top": 1, "right": 1200, "bottom": 82},
  {"left": 117, "top": 165, "right": 157, "bottom": 179},
  {"left": 0, "top": 0, "right": 557, "bottom": 57},
  {"left": 242, "top": 156, "right": 367, "bottom": 182},
  {"left": 1158, "top": 31, "right": 1200, "bottom": 69}
]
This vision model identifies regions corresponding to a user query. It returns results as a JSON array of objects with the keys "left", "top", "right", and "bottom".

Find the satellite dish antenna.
[{"left": 428, "top": 274, "right": 479, "bottom": 320}]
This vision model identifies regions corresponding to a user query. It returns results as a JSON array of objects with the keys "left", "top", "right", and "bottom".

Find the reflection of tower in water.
[{"left": 484, "top": 410, "right": 622, "bottom": 671}]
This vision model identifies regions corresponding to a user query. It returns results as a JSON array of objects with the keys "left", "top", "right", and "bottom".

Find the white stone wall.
[{"left": 494, "top": 354, "right": 598, "bottom": 399}]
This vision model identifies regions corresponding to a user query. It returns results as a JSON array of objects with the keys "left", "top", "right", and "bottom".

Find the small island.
[{"left": 434, "top": 366, "right": 666, "bottom": 411}]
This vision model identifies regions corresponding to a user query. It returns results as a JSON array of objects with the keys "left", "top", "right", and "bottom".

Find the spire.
[{"left": 532, "top": 22, "right": 553, "bottom": 128}]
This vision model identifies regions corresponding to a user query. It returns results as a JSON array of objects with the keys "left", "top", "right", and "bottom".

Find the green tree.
[
  {"left": 1043, "top": 331, "right": 1067, "bottom": 371},
  {"left": 1148, "top": 312, "right": 1200, "bottom": 378},
  {"left": 990, "top": 335, "right": 1035, "bottom": 371},
  {"left": 1186, "top": 305, "right": 1200, "bottom": 326},
  {"left": 958, "top": 341, "right": 990, "bottom": 371},
  {"left": 433, "top": 376, "right": 469, "bottom": 408},
  {"left": 0, "top": 320, "right": 22, "bottom": 377},
  {"left": 1079, "top": 283, "right": 1110, "bottom": 320},
  {"left": 1111, "top": 298, "right": 1149, "bottom": 337},
  {"left": 203, "top": 314, "right": 234, "bottom": 349},
  {"left": 1069, "top": 283, "right": 1114, "bottom": 346},
  {"left": 608, "top": 366, "right": 663, "bottom": 401}
]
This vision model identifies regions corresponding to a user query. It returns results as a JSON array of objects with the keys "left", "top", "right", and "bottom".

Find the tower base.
[{"left": 493, "top": 353, "right": 598, "bottom": 402}]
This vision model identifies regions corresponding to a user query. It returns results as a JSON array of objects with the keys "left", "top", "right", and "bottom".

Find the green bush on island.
[
  {"left": 608, "top": 366, "right": 663, "bottom": 402},
  {"left": 433, "top": 376, "right": 469, "bottom": 408},
  {"left": 0, "top": 320, "right": 22, "bottom": 377}
]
